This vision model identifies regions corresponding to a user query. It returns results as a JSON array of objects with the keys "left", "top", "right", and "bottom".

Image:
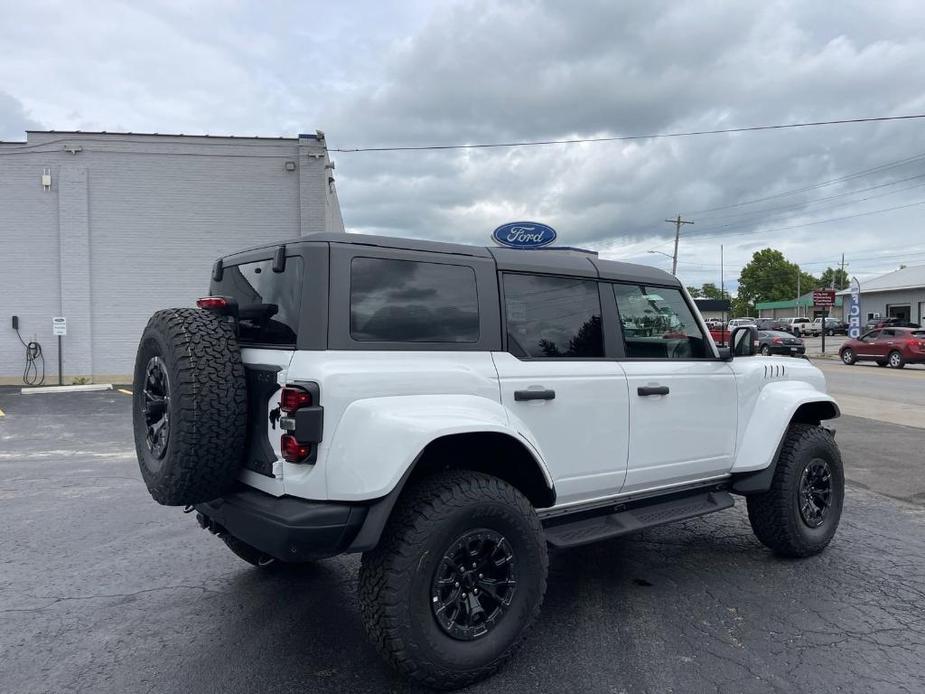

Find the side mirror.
[
  {"left": 731, "top": 326, "right": 759, "bottom": 357},
  {"left": 717, "top": 346, "right": 733, "bottom": 361}
]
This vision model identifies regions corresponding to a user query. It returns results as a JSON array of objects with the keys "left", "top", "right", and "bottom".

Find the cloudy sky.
[{"left": 3, "top": 0, "right": 925, "bottom": 290}]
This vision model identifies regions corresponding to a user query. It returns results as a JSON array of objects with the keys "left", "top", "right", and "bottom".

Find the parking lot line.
[
  {"left": 0, "top": 407, "right": 5, "bottom": 417},
  {"left": 117, "top": 389, "right": 133, "bottom": 396}
]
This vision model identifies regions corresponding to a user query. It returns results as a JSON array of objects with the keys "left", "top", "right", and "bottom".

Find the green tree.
[
  {"left": 819, "top": 267, "right": 849, "bottom": 290},
  {"left": 737, "top": 248, "right": 819, "bottom": 308},
  {"left": 699, "top": 282, "right": 724, "bottom": 300},
  {"left": 687, "top": 283, "right": 724, "bottom": 300}
]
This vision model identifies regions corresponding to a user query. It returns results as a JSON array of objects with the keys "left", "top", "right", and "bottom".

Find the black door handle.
[
  {"left": 514, "top": 389, "right": 556, "bottom": 401},
  {"left": 637, "top": 385, "right": 669, "bottom": 396}
]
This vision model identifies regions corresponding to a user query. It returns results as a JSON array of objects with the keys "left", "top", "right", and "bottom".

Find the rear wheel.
[
  {"left": 840, "top": 348, "right": 856, "bottom": 365},
  {"left": 746, "top": 424, "right": 844, "bottom": 558},
  {"left": 358, "top": 471, "right": 547, "bottom": 689},
  {"left": 888, "top": 350, "right": 905, "bottom": 369}
]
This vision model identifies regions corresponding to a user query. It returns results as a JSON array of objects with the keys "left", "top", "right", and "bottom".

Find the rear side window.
[
  {"left": 211, "top": 257, "right": 303, "bottom": 346},
  {"left": 350, "top": 257, "right": 479, "bottom": 342},
  {"left": 613, "top": 284, "right": 709, "bottom": 359},
  {"left": 503, "top": 274, "right": 603, "bottom": 358}
]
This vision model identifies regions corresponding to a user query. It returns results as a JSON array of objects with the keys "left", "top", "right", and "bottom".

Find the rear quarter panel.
[{"left": 282, "top": 351, "right": 517, "bottom": 500}]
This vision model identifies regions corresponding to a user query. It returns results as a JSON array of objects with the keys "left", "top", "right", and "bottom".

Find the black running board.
[{"left": 543, "top": 489, "right": 734, "bottom": 549}]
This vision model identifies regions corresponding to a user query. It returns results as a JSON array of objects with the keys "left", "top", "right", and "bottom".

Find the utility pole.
[
  {"left": 664, "top": 214, "right": 694, "bottom": 276},
  {"left": 838, "top": 253, "right": 846, "bottom": 289}
]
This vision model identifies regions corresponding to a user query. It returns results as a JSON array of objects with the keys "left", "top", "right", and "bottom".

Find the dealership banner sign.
[{"left": 848, "top": 277, "right": 861, "bottom": 338}]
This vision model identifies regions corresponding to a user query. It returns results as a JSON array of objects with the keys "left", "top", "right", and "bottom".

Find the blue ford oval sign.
[{"left": 491, "top": 221, "right": 557, "bottom": 249}]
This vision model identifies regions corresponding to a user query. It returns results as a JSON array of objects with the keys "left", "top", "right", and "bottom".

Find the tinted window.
[
  {"left": 861, "top": 330, "right": 880, "bottom": 341},
  {"left": 503, "top": 274, "right": 603, "bottom": 358},
  {"left": 211, "top": 257, "right": 303, "bottom": 346},
  {"left": 350, "top": 257, "right": 479, "bottom": 342},
  {"left": 613, "top": 284, "right": 709, "bottom": 359}
]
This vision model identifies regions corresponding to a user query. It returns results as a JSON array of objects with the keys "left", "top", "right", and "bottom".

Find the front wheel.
[
  {"left": 840, "top": 348, "right": 856, "bottom": 365},
  {"left": 888, "top": 350, "right": 905, "bottom": 369},
  {"left": 760, "top": 345, "right": 771, "bottom": 356},
  {"left": 358, "top": 471, "right": 548, "bottom": 689},
  {"left": 746, "top": 424, "right": 844, "bottom": 558}
]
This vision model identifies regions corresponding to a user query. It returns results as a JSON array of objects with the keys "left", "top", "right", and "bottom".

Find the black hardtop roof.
[{"left": 224, "top": 232, "right": 679, "bottom": 286}]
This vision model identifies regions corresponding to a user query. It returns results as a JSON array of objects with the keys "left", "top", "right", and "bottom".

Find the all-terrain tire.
[
  {"left": 746, "top": 424, "right": 844, "bottom": 558},
  {"left": 358, "top": 471, "right": 548, "bottom": 690},
  {"left": 132, "top": 308, "right": 247, "bottom": 506}
]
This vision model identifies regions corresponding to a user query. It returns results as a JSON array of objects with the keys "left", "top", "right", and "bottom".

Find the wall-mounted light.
[
  {"left": 284, "top": 160, "right": 297, "bottom": 172},
  {"left": 41, "top": 168, "right": 52, "bottom": 191}
]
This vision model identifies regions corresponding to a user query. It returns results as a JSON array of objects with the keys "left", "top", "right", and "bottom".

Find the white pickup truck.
[{"left": 132, "top": 233, "right": 843, "bottom": 689}]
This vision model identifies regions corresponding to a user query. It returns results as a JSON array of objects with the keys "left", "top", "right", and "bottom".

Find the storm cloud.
[{"left": 3, "top": 0, "right": 925, "bottom": 287}]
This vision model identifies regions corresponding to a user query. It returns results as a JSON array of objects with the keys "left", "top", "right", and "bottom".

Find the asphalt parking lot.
[{"left": 1, "top": 384, "right": 924, "bottom": 693}]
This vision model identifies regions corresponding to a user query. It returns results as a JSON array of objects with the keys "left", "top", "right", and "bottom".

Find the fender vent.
[{"left": 763, "top": 364, "right": 786, "bottom": 379}]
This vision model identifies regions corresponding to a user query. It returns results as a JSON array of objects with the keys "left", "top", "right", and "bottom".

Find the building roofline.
[
  {"left": 836, "top": 283, "right": 925, "bottom": 296},
  {"left": 25, "top": 129, "right": 314, "bottom": 141}
]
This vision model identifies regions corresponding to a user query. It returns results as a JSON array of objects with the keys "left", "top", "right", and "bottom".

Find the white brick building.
[{"left": 0, "top": 130, "right": 344, "bottom": 384}]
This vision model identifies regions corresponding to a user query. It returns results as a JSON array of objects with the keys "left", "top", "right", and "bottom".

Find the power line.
[
  {"left": 679, "top": 198, "right": 925, "bottom": 244},
  {"left": 693, "top": 171, "right": 925, "bottom": 225},
  {"left": 689, "top": 176, "right": 925, "bottom": 235},
  {"left": 328, "top": 112, "right": 925, "bottom": 153},
  {"left": 683, "top": 147, "right": 925, "bottom": 216}
]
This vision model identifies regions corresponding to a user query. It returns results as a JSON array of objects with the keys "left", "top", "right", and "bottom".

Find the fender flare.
[
  {"left": 730, "top": 385, "right": 840, "bottom": 494},
  {"left": 325, "top": 394, "right": 555, "bottom": 553}
]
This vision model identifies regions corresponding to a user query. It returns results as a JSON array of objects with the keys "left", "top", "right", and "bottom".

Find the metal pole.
[
  {"left": 821, "top": 306, "right": 826, "bottom": 354},
  {"left": 720, "top": 244, "right": 726, "bottom": 345},
  {"left": 664, "top": 214, "right": 694, "bottom": 276},
  {"left": 58, "top": 334, "right": 63, "bottom": 386}
]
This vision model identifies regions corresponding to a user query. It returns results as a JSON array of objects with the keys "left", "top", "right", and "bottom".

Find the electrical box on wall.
[{"left": 41, "top": 168, "right": 52, "bottom": 191}]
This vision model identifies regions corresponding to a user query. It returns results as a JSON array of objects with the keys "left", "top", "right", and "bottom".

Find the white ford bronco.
[{"left": 133, "top": 233, "right": 843, "bottom": 689}]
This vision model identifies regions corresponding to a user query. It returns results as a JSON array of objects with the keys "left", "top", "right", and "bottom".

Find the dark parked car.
[
  {"left": 756, "top": 318, "right": 787, "bottom": 331},
  {"left": 840, "top": 328, "right": 925, "bottom": 368},
  {"left": 757, "top": 330, "right": 806, "bottom": 356},
  {"left": 863, "top": 317, "right": 922, "bottom": 331}
]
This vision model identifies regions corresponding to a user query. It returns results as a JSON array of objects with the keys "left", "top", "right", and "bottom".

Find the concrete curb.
[{"left": 21, "top": 384, "right": 114, "bottom": 395}]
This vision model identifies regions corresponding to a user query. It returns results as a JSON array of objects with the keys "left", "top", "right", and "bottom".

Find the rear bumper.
[
  {"left": 769, "top": 346, "right": 805, "bottom": 355},
  {"left": 195, "top": 487, "right": 368, "bottom": 562}
]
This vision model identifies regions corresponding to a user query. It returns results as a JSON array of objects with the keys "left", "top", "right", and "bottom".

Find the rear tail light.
[
  {"left": 280, "top": 386, "right": 312, "bottom": 414},
  {"left": 280, "top": 435, "right": 312, "bottom": 463},
  {"left": 279, "top": 385, "right": 317, "bottom": 463},
  {"left": 197, "top": 296, "right": 228, "bottom": 310}
]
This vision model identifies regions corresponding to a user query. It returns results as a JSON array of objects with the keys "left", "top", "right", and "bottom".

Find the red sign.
[{"left": 813, "top": 289, "right": 836, "bottom": 307}]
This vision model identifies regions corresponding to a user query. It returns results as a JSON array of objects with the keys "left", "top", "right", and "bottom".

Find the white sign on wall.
[{"left": 52, "top": 316, "right": 67, "bottom": 336}]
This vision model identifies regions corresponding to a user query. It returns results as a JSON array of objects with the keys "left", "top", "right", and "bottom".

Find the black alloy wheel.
[
  {"left": 142, "top": 356, "right": 171, "bottom": 460},
  {"left": 798, "top": 459, "right": 833, "bottom": 528},
  {"left": 431, "top": 529, "right": 517, "bottom": 641}
]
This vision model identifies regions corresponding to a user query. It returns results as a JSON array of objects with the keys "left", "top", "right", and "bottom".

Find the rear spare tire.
[{"left": 132, "top": 308, "right": 247, "bottom": 505}]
